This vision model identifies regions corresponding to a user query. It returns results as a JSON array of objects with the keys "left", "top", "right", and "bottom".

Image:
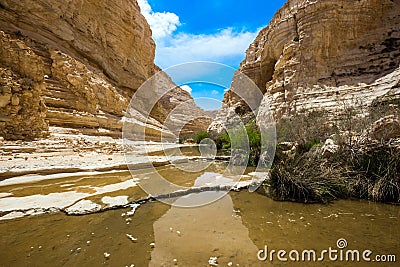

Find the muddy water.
[{"left": 0, "top": 158, "right": 399, "bottom": 266}]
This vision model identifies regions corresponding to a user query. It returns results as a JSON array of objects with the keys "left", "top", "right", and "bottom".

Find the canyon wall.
[
  {"left": 0, "top": 0, "right": 209, "bottom": 141},
  {"left": 210, "top": 0, "right": 400, "bottom": 133}
]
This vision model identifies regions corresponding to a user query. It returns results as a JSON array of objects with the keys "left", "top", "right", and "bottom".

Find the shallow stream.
[{"left": 0, "top": 147, "right": 399, "bottom": 266}]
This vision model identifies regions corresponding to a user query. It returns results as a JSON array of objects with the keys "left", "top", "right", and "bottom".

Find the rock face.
[
  {"left": 0, "top": 0, "right": 210, "bottom": 141},
  {"left": 211, "top": 0, "right": 400, "bottom": 131},
  {"left": 0, "top": 0, "right": 154, "bottom": 93},
  {"left": 148, "top": 72, "right": 213, "bottom": 138},
  {"left": 0, "top": 32, "right": 48, "bottom": 140}
]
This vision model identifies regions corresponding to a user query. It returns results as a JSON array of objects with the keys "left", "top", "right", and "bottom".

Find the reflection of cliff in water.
[{"left": 150, "top": 192, "right": 259, "bottom": 266}]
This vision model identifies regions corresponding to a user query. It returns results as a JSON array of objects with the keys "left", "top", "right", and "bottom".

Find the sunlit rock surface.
[
  {"left": 0, "top": 0, "right": 211, "bottom": 141},
  {"left": 210, "top": 0, "right": 400, "bottom": 131}
]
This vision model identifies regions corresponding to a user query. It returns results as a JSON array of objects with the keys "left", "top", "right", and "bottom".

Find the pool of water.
[{"left": 0, "top": 157, "right": 399, "bottom": 266}]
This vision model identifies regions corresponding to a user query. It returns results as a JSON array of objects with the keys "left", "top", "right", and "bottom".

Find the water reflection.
[{"left": 150, "top": 192, "right": 259, "bottom": 266}]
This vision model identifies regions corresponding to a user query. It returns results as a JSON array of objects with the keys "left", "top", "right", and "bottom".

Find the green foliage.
[
  {"left": 245, "top": 122, "right": 262, "bottom": 166},
  {"left": 215, "top": 133, "right": 231, "bottom": 150},
  {"left": 213, "top": 120, "right": 262, "bottom": 166},
  {"left": 193, "top": 132, "right": 209, "bottom": 144},
  {"left": 302, "top": 137, "right": 321, "bottom": 152}
]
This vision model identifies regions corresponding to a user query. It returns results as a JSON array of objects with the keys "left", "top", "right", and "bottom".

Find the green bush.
[
  {"left": 215, "top": 133, "right": 231, "bottom": 150},
  {"left": 245, "top": 122, "right": 261, "bottom": 166},
  {"left": 193, "top": 132, "right": 209, "bottom": 144},
  {"left": 212, "top": 120, "right": 262, "bottom": 166}
]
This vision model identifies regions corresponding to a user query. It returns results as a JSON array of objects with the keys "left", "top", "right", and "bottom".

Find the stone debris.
[
  {"left": 208, "top": 256, "right": 218, "bottom": 266},
  {"left": 126, "top": 204, "right": 140, "bottom": 216},
  {"left": 126, "top": 234, "right": 137, "bottom": 242},
  {"left": 65, "top": 200, "right": 102, "bottom": 215}
]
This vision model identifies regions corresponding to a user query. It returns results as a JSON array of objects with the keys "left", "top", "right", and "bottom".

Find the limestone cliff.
[
  {"left": 0, "top": 0, "right": 154, "bottom": 92},
  {"left": 210, "top": 0, "right": 400, "bottom": 133},
  {"left": 0, "top": 0, "right": 210, "bottom": 141}
]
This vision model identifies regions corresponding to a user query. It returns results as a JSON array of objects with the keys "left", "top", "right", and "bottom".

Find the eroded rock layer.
[
  {"left": 0, "top": 0, "right": 154, "bottom": 92},
  {"left": 0, "top": 0, "right": 210, "bottom": 141},
  {"left": 211, "top": 0, "right": 400, "bottom": 132}
]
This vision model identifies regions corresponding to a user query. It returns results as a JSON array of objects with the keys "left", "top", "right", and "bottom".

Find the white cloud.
[
  {"left": 138, "top": 0, "right": 258, "bottom": 69},
  {"left": 211, "top": 90, "right": 219, "bottom": 95},
  {"left": 180, "top": 85, "right": 192, "bottom": 94},
  {"left": 156, "top": 28, "right": 258, "bottom": 68},
  {"left": 137, "top": 0, "right": 180, "bottom": 40}
]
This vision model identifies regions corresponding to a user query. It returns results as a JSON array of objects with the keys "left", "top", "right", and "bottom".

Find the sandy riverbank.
[{"left": 0, "top": 127, "right": 190, "bottom": 180}]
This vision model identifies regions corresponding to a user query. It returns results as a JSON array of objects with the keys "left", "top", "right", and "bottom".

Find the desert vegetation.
[
  {"left": 265, "top": 99, "right": 400, "bottom": 203},
  {"left": 208, "top": 99, "right": 400, "bottom": 204}
]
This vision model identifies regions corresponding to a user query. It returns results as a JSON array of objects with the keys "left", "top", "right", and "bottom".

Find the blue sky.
[{"left": 137, "top": 0, "right": 286, "bottom": 110}]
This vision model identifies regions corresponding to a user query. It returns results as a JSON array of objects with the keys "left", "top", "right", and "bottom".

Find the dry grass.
[{"left": 267, "top": 101, "right": 400, "bottom": 204}]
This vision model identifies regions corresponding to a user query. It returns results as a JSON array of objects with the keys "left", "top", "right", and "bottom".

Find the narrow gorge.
[
  {"left": 0, "top": 0, "right": 210, "bottom": 141},
  {"left": 0, "top": 0, "right": 399, "bottom": 266}
]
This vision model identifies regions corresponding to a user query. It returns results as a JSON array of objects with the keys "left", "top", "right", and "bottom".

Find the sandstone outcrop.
[
  {"left": 0, "top": 32, "right": 48, "bottom": 140},
  {"left": 0, "top": 0, "right": 155, "bottom": 93},
  {"left": 148, "top": 72, "right": 212, "bottom": 138},
  {"left": 210, "top": 0, "right": 400, "bottom": 132},
  {"left": 0, "top": 0, "right": 210, "bottom": 141}
]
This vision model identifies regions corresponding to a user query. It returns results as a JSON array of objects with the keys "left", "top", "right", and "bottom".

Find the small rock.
[
  {"left": 150, "top": 242, "right": 155, "bottom": 248},
  {"left": 228, "top": 262, "right": 233, "bottom": 266},
  {"left": 367, "top": 115, "right": 400, "bottom": 141},
  {"left": 173, "top": 258, "right": 178, "bottom": 265},
  {"left": 208, "top": 256, "right": 218, "bottom": 266},
  {"left": 11, "top": 95, "right": 19, "bottom": 106},
  {"left": 126, "top": 234, "right": 137, "bottom": 242},
  {"left": 176, "top": 230, "right": 181, "bottom": 236},
  {"left": 104, "top": 252, "right": 110, "bottom": 259},
  {"left": 321, "top": 138, "right": 338, "bottom": 157}
]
